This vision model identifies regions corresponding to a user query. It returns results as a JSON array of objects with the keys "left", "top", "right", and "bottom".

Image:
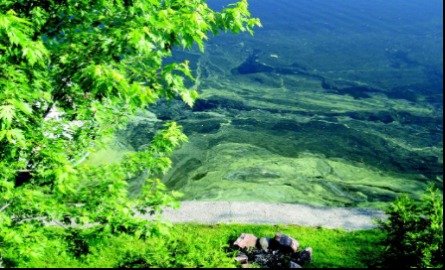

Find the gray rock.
[
  {"left": 235, "top": 254, "right": 248, "bottom": 264},
  {"left": 255, "top": 254, "right": 264, "bottom": 259},
  {"left": 234, "top": 233, "right": 258, "bottom": 249},
  {"left": 296, "top": 247, "right": 313, "bottom": 264},
  {"left": 274, "top": 233, "right": 299, "bottom": 253},
  {"left": 289, "top": 261, "right": 302, "bottom": 268},
  {"left": 254, "top": 254, "right": 268, "bottom": 265},
  {"left": 258, "top": 237, "right": 271, "bottom": 251}
]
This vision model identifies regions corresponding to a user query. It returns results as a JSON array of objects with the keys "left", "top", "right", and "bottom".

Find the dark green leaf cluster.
[
  {"left": 0, "top": 0, "right": 260, "bottom": 267},
  {"left": 378, "top": 185, "right": 443, "bottom": 268}
]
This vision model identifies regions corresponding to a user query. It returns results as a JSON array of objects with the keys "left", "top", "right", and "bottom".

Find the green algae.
[
  {"left": 156, "top": 2, "right": 442, "bottom": 208},
  {"left": 164, "top": 139, "right": 429, "bottom": 208},
  {"left": 89, "top": 0, "right": 443, "bottom": 210}
]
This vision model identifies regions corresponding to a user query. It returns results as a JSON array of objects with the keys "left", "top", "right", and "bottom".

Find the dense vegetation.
[
  {"left": 378, "top": 185, "right": 443, "bottom": 268},
  {"left": 0, "top": 0, "right": 260, "bottom": 267},
  {"left": 6, "top": 223, "right": 385, "bottom": 268},
  {"left": 2, "top": 185, "right": 442, "bottom": 268}
]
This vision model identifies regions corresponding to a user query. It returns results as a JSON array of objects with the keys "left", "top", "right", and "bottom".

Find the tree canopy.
[{"left": 0, "top": 0, "right": 260, "bottom": 266}]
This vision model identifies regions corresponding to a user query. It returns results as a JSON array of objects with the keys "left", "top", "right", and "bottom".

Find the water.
[{"left": 123, "top": 0, "right": 443, "bottom": 208}]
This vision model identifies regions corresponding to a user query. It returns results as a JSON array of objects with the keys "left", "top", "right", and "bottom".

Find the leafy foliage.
[
  {"left": 378, "top": 185, "right": 443, "bottom": 268},
  {"left": 0, "top": 0, "right": 260, "bottom": 267},
  {"left": 15, "top": 224, "right": 384, "bottom": 268}
]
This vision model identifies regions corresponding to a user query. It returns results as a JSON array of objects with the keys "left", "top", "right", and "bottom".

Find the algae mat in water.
[{"left": 115, "top": 0, "right": 443, "bottom": 208}]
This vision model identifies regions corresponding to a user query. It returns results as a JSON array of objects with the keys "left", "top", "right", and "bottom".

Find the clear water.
[{"left": 121, "top": 0, "right": 443, "bottom": 208}]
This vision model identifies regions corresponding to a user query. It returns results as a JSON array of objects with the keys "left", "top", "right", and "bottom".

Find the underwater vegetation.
[{"left": 118, "top": 0, "right": 443, "bottom": 208}]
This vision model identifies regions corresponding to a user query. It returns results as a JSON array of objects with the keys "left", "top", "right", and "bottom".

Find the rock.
[
  {"left": 258, "top": 237, "right": 271, "bottom": 251},
  {"left": 274, "top": 233, "right": 299, "bottom": 253},
  {"left": 254, "top": 254, "right": 268, "bottom": 265},
  {"left": 296, "top": 247, "right": 313, "bottom": 264},
  {"left": 234, "top": 233, "right": 258, "bottom": 249},
  {"left": 235, "top": 254, "right": 249, "bottom": 264},
  {"left": 231, "top": 233, "right": 313, "bottom": 269},
  {"left": 289, "top": 261, "right": 302, "bottom": 268}
]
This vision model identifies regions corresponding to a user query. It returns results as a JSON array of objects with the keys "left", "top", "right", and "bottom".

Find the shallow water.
[{"left": 121, "top": 0, "right": 443, "bottom": 208}]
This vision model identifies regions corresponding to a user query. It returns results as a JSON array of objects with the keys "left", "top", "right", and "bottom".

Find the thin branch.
[
  {"left": 0, "top": 201, "right": 12, "bottom": 213},
  {"left": 50, "top": 219, "right": 68, "bottom": 229}
]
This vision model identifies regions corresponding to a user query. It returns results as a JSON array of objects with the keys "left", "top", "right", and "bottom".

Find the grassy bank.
[{"left": 21, "top": 224, "right": 385, "bottom": 268}]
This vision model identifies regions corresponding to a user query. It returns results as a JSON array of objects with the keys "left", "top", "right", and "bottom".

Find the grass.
[
  {"left": 21, "top": 223, "right": 385, "bottom": 268},
  {"left": 168, "top": 224, "right": 385, "bottom": 268}
]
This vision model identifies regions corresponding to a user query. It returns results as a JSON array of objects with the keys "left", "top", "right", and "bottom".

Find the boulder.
[
  {"left": 289, "top": 261, "right": 303, "bottom": 268},
  {"left": 235, "top": 254, "right": 249, "bottom": 264},
  {"left": 274, "top": 233, "right": 299, "bottom": 253},
  {"left": 231, "top": 232, "right": 311, "bottom": 268},
  {"left": 234, "top": 233, "right": 258, "bottom": 249},
  {"left": 258, "top": 237, "right": 271, "bottom": 252},
  {"left": 296, "top": 247, "right": 313, "bottom": 264}
]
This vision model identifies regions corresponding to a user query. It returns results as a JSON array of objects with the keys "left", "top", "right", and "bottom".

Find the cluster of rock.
[{"left": 231, "top": 233, "right": 313, "bottom": 268}]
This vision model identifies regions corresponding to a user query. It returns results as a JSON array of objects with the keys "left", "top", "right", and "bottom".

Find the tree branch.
[{"left": 0, "top": 201, "right": 12, "bottom": 213}]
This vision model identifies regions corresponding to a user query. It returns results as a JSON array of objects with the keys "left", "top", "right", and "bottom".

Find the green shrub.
[
  {"left": 378, "top": 185, "right": 443, "bottom": 268},
  {"left": 17, "top": 223, "right": 384, "bottom": 268}
]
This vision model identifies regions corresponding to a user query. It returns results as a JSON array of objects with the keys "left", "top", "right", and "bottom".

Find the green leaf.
[
  {"left": 10, "top": 99, "right": 32, "bottom": 115},
  {"left": 22, "top": 42, "right": 48, "bottom": 66},
  {"left": 6, "top": 129, "right": 26, "bottom": 146},
  {"left": 0, "top": 105, "right": 15, "bottom": 127},
  {"left": 180, "top": 90, "right": 199, "bottom": 107},
  {"left": 0, "top": 1, "right": 260, "bottom": 266}
]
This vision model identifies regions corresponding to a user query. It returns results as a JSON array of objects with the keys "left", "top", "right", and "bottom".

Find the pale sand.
[{"left": 142, "top": 201, "right": 387, "bottom": 231}]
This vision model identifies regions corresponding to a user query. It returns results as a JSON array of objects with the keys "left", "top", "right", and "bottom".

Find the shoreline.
[{"left": 141, "top": 201, "right": 387, "bottom": 231}]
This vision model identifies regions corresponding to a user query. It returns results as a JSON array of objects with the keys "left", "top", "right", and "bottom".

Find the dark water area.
[
  {"left": 216, "top": 0, "right": 443, "bottom": 100},
  {"left": 120, "top": 0, "right": 443, "bottom": 208}
]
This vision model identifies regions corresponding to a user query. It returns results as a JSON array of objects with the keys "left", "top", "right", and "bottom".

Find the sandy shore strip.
[{"left": 142, "top": 201, "right": 387, "bottom": 231}]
